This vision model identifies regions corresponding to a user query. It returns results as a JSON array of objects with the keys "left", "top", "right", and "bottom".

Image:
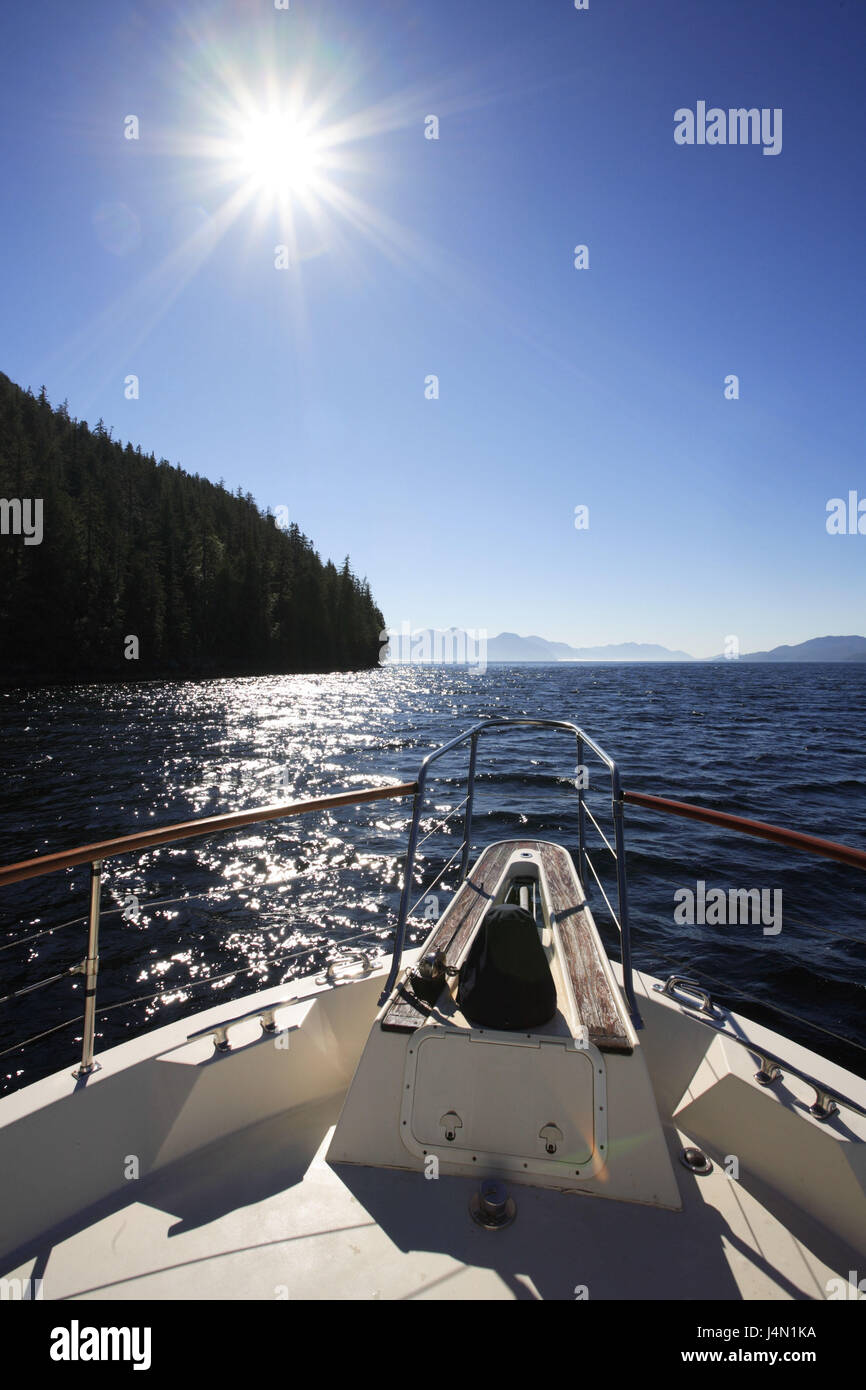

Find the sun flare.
[
  {"left": 149, "top": 32, "right": 451, "bottom": 298},
  {"left": 232, "top": 112, "right": 324, "bottom": 200}
]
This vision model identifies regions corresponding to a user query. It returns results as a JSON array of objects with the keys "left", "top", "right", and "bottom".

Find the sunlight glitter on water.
[{"left": 2, "top": 664, "right": 866, "bottom": 1093}]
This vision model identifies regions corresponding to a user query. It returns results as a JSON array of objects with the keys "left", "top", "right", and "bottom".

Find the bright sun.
[
  {"left": 171, "top": 49, "right": 427, "bottom": 279},
  {"left": 233, "top": 113, "right": 324, "bottom": 200}
]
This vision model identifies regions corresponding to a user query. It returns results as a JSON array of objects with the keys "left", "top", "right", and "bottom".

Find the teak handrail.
[
  {"left": 0, "top": 779, "right": 419, "bottom": 1078},
  {"left": 623, "top": 790, "right": 866, "bottom": 872},
  {"left": 0, "top": 782, "right": 418, "bottom": 888}
]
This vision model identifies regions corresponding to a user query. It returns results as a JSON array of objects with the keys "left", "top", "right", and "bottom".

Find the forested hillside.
[{"left": 0, "top": 374, "right": 384, "bottom": 682}]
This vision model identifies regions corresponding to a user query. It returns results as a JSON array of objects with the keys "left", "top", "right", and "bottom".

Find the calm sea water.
[{"left": 1, "top": 663, "right": 865, "bottom": 1096}]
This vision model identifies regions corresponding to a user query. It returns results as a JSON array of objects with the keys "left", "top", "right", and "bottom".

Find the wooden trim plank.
[{"left": 538, "top": 842, "right": 632, "bottom": 1053}]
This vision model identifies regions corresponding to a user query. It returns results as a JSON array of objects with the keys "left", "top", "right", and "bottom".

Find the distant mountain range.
[
  {"left": 492, "top": 632, "right": 866, "bottom": 663},
  {"left": 714, "top": 635, "right": 866, "bottom": 663},
  {"left": 385, "top": 630, "right": 866, "bottom": 664},
  {"left": 494, "top": 631, "right": 866, "bottom": 661},
  {"left": 487, "top": 633, "right": 693, "bottom": 662}
]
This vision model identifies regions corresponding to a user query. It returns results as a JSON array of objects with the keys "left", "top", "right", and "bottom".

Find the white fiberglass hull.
[{"left": 1, "top": 949, "right": 864, "bottom": 1302}]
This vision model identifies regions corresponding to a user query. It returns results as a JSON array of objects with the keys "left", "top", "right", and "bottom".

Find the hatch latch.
[
  {"left": 539, "top": 1122, "right": 564, "bottom": 1155},
  {"left": 439, "top": 1111, "right": 463, "bottom": 1142}
]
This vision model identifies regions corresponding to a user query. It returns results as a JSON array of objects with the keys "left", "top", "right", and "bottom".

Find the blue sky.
[{"left": 1, "top": 0, "right": 864, "bottom": 659}]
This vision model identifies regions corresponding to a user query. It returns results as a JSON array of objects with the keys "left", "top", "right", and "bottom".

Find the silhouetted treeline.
[{"left": 0, "top": 374, "right": 385, "bottom": 682}]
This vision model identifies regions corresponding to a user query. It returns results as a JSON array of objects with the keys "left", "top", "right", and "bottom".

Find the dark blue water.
[{"left": 1, "top": 663, "right": 865, "bottom": 1096}]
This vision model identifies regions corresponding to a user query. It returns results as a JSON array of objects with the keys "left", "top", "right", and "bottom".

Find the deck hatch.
[{"left": 400, "top": 1027, "right": 607, "bottom": 1178}]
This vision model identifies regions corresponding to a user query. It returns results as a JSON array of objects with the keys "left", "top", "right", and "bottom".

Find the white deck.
[
  {"left": 2, "top": 1098, "right": 855, "bottom": 1301},
  {"left": 2, "top": 961, "right": 864, "bottom": 1301}
]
